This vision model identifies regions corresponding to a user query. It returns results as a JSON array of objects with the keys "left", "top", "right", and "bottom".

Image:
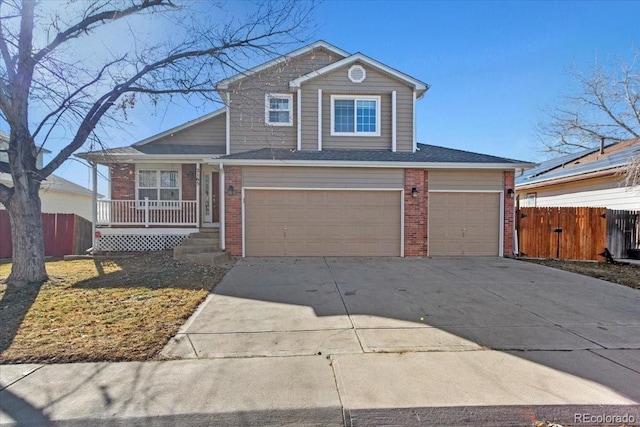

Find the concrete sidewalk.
[{"left": 2, "top": 350, "right": 640, "bottom": 426}]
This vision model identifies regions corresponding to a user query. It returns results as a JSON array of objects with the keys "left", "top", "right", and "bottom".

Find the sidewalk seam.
[
  {"left": 0, "top": 364, "right": 44, "bottom": 391},
  {"left": 324, "top": 257, "right": 365, "bottom": 354}
]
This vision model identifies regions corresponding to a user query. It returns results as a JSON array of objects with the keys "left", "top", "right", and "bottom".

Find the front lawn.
[{"left": 0, "top": 252, "right": 229, "bottom": 363}]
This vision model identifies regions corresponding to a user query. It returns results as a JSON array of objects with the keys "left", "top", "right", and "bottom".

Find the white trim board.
[{"left": 96, "top": 228, "right": 198, "bottom": 236}]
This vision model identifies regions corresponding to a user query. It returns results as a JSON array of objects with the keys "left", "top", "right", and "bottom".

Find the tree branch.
[
  {"left": 32, "top": 0, "right": 176, "bottom": 64},
  {"left": 0, "top": 181, "right": 12, "bottom": 205}
]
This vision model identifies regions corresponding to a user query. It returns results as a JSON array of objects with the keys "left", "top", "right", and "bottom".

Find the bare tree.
[
  {"left": 0, "top": 0, "right": 313, "bottom": 287},
  {"left": 537, "top": 49, "right": 639, "bottom": 185}
]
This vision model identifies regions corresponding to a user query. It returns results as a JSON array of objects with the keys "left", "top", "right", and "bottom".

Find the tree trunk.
[{"left": 5, "top": 184, "right": 47, "bottom": 287}]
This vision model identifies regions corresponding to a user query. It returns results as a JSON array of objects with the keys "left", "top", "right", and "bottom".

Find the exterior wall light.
[
  {"left": 507, "top": 188, "right": 515, "bottom": 197},
  {"left": 411, "top": 187, "right": 419, "bottom": 197},
  {"left": 227, "top": 185, "right": 236, "bottom": 196}
]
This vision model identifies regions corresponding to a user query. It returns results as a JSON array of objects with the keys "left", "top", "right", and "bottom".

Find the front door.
[{"left": 201, "top": 166, "right": 220, "bottom": 226}]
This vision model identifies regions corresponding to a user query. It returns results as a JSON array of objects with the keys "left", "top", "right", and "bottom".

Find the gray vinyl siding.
[
  {"left": 428, "top": 170, "right": 504, "bottom": 191},
  {"left": 301, "top": 63, "right": 414, "bottom": 152},
  {"left": 151, "top": 113, "right": 226, "bottom": 147},
  {"left": 242, "top": 166, "right": 404, "bottom": 189},
  {"left": 227, "top": 47, "right": 345, "bottom": 154}
]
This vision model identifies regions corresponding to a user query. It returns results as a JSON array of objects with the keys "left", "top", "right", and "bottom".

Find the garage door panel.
[
  {"left": 429, "top": 192, "right": 500, "bottom": 256},
  {"left": 245, "top": 190, "right": 401, "bottom": 256}
]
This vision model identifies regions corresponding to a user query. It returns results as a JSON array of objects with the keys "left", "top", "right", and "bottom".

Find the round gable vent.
[{"left": 348, "top": 65, "right": 366, "bottom": 83}]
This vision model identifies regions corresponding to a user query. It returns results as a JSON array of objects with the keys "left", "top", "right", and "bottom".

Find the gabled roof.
[
  {"left": 289, "top": 53, "right": 429, "bottom": 93},
  {"left": 220, "top": 143, "right": 533, "bottom": 169},
  {"left": 216, "top": 41, "right": 350, "bottom": 90},
  {"left": 132, "top": 108, "right": 225, "bottom": 147},
  {"left": 516, "top": 138, "right": 640, "bottom": 187}
]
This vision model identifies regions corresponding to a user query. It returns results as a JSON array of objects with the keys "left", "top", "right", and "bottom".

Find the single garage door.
[
  {"left": 429, "top": 192, "right": 500, "bottom": 256},
  {"left": 245, "top": 190, "right": 401, "bottom": 256}
]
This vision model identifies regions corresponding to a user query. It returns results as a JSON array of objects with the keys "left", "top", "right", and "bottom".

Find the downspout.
[
  {"left": 91, "top": 161, "right": 97, "bottom": 254},
  {"left": 219, "top": 162, "right": 225, "bottom": 251}
]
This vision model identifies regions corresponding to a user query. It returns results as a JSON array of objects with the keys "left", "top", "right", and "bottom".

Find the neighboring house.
[
  {"left": 0, "top": 132, "right": 97, "bottom": 220},
  {"left": 516, "top": 138, "right": 640, "bottom": 210},
  {"left": 78, "top": 40, "right": 533, "bottom": 257}
]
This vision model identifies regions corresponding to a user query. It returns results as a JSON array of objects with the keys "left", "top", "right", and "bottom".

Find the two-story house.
[{"left": 79, "top": 41, "right": 533, "bottom": 259}]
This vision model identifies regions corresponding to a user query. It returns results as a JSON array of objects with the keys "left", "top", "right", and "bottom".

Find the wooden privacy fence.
[
  {"left": 0, "top": 211, "right": 92, "bottom": 259},
  {"left": 517, "top": 207, "right": 607, "bottom": 261}
]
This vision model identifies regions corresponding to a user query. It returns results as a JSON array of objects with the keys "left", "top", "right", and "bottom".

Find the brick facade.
[
  {"left": 403, "top": 169, "right": 428, "bottom": 256},
  {"left": 182, "top": 164, "right": 197, "bottom": 200},
  {"left": 503, "top": 170, "right": 515, "bottom": 257},
  {"left": 224, "top": 166, "right": 243, "bottom": 256},
  {"left": 110, "top": 163, "right": 136, "bottom": 200}
]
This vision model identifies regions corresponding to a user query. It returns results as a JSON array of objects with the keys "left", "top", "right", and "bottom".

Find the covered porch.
[{"left": 86, "top": 158, "right": 227, "bottom": 252}]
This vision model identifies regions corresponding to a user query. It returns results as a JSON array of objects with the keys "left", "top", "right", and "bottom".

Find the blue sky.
[{"left": 12, "top": 1, "right": 640, "bottom": 193}]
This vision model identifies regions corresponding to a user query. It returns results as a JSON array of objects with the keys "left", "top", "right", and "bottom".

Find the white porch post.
[
  {"left": 195, "top": 163, "right": 201, "bottom": 228},
  {"left": 91, "top": 161, "right": 97, "bottom": 253},
  {"left": 391, "top": 90, "right": 397, "bottom": 152},
  {"left": 144, "top": 197, "right": 150, "bottom": 227},
  {"left": 219, "top": 163, "right": 225, "bottom": 251}
]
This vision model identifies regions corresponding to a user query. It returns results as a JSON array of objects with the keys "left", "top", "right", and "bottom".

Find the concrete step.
[
  {"left": 183, "top": 237, "right": 219, "bottom": 246},
  {"left": 178, "top": 251, "right": 230, "bottom": 266},
  {"left": 191, "top": 230, "right": 220, "bottom": 239}
]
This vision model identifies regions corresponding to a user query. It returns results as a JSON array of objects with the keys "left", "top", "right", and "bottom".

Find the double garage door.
[
  {"left": 243, "top": 189, "right": 501, "bottom": 257},
  {"left": 245, "top": 190, "right": 401, "bottom": 256}
]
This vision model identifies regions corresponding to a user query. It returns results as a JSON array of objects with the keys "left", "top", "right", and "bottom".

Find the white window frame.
[
  {"left": 330, "top": 95, "right": 381, "bottom": 137},
  {"left": 265, "top": 93, "right": 293, "bottom": 126},
  {"left": 135, "top": 165, "right": 182, "bottom": 209}
]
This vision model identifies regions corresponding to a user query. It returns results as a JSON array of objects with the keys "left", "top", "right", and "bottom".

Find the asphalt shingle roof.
[{"left": 221, "top": 143, "right": 528, "bottom": 164}]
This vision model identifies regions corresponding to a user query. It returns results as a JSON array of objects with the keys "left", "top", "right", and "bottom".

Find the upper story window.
[
  {"left": 265, "top": 93, "right": 293, "bottom": 126},
  {"left": 138, "top": 169, "right": 180, "bottom": 202},
  {"left": 330, "top": 95, "right": 381, "bottom": 137}
]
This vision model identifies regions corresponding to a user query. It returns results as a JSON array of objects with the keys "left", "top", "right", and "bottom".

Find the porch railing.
[{"left": 97, "top": 199, "right": 198, "bottom": 227}]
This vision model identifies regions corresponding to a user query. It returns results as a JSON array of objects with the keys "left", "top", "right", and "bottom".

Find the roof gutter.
[
  {"left": 216, "top": 159, "right": 535, "bottom": 169},
  {"left": 75, "top": 153, "right": 224, "bottom": 163},
  {"left": 516, "top": 168, "right": 622, "bottom": 190}
]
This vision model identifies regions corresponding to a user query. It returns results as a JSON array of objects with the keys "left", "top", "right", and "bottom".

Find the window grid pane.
[
  {"left": 356, "top": 100, "right": 376, "bottom": 133},
  {"left": 138, "top": 188, "right": 158, "bottom": 200},
  {"left": 267, "top": 96, "right": 291, "bottom": 124},
  {"left": 334, "top": 100, "right": 354, "bottom": 132},
  {"left": 160, "top": 171, "right": 178, "bottom": 188},
  {"left": 138, "top": 170, "right": 156, "bottom": 188},
  {"left": 160, "top": 188, "right": 179, "bottom": 200}
]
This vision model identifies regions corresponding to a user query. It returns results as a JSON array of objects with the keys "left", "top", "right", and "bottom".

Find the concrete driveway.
[
  {"left": 4, "top": 257, "right": 640, "bottom": 426},
  {"left": 165, "top": 256, "right": 640, "bottom": 359}
]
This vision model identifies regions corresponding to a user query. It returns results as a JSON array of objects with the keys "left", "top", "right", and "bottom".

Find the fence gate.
[
  {"left": 607, "top": 210, "right": 639, "bottom": 259},
  {"left": 517, "top": 207, "right": 607, "bottom": 261}
]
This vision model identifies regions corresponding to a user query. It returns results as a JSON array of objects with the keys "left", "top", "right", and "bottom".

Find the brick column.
[
  {"left": 224, "top": 166, "right": 243, "bottom": 256},
  {"left": 503, "top": 170, "right": 515, "bottom": 258},
  {"left": 110, "top": 163, "right": 135, "bottom": 199},
  {"left": 404, "top": 169, "right": 428, "bottom": 257}
]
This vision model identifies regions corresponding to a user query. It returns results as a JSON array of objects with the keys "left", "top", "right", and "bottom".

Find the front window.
[
  {"left": 331, "top": 96, "right": 380, "bottom": 136},
  {"left": 265, "top": 93, "right": 293, "bottom": 126},
  {"left": 138, "top": 169, "right": 180, "bottom": 206}
]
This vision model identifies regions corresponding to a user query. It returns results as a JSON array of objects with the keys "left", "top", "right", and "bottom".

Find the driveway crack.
[{"left": 323, "top": 258, "right": 366, "bottom": 354}]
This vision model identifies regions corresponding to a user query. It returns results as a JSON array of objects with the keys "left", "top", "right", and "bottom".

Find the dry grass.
[
  {"left": 522, "top": 258, "right": 640, "bottom": 290},
  {"left": 0, "top": 252, "right": 229, "bottom": 364}
]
